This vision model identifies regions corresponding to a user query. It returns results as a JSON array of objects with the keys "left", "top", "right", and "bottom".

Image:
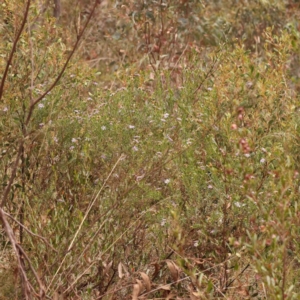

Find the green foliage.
[{"left": 1, "top": 0, "right": 300, "bottom": 299}]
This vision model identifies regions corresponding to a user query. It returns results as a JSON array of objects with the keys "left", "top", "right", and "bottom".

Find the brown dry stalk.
[
  {"left": 3, "top": 210, "right": 57, "bottom": 252},
  {"left": 0, "top": 0, "right": 31, "bottom": 102},
  {"left": 0, "top": 208, "right": 36, "bottom": 298},
  {"left": 63, "top": 196, "right": 172, "bottom": 296},
  {"left": 48, "top": 153, "right": 125, "bottom": 294}
]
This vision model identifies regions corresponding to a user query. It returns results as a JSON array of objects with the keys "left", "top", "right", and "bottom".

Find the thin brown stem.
[
  {"left": 4, "top": 210, "right": 57, "bottom": 252},
  {"left": 0, "top": 0, "right": 31, "bottom": 102},
  {"left": 16, "top": 243, "right": 46, "bottom": 298},
  {"left": 0, "top": 208, "right": 32, "bottom": 298},
  {"left": 1, "top": 143, "right": 24, "bottom": 207},
  {"left": 25, "top": 0, "right": 101, "bottom": 126}
]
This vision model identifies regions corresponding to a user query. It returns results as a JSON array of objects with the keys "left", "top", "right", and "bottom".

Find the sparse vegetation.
[{"left": 1, "top": 0, "right": 300, "bottom": 299}]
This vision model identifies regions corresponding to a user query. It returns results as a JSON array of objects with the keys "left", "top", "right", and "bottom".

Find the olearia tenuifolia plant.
[{"left": 1, "top": 0, "right": 300, "bottom": 299}]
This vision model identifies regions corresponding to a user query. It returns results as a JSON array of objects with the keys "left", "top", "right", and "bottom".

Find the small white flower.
[
  {"left": 234, "top": 202, "right": 245, "bottom": 208},
  {"left": 69, "top": 146, "right": 75, "bottom": 151},
  {"left": 208, "top": 185, "right": 213, "bottom": 189},
  {"left": 38, "top": 103, "right": 44, "bottom": 109},
  {"left": 71, "top": 138, "right": 77, "bottom": 143},
  {"left": 3, "top": 107, "right": 8, "bottom": 112},
  {"left": 132, "top": 146, "right": 138, "bottom": 152},
  {"left": 244, "top": 153, "right": 251, "bottom": 158},
  {"left": 193, "top": 241, "right": 199, "bottom": 247},
  {"left": 163, "top": 113, "right": 169, "bottom": 119},
  {"left": 128, "top": 125, "right": 135, "bottom": 129},
  {"left": 186, "top": 138, "right": 193, "bottom": 146},
  {"left": 39, "top": 123, "right": 44, "bottom": 128},
  {"left": 160, "top": 119, "right": 166, "bottom": 122},
  {"left": 87, "top": 97, "right": 93, "bottom": 101},
  {"left": 164, "top": 179, "right": 170, "bottom": 184},
  {"left": 207, "top": 87, "right": 213, "bottom": 91},
  {"left": 260, "top": 158, "right": 266, "bottom": 164},
  {"left": 101, "top": 126, "right": 107, "bottom": 131},
  {"left": 161, "top": 218, "right": 166, "bottom": 226},
  {"left": 53, "top": 137, "right": 58, "bottom": 143}
]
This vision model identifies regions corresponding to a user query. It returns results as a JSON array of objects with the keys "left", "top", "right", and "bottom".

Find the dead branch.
[{"left": 0, "top": 0, "right": 31, "bottom": 102}]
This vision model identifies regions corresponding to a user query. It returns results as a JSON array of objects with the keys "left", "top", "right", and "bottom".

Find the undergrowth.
[{"left": 1, "top": 0, "right": 300, "bottom": 299}]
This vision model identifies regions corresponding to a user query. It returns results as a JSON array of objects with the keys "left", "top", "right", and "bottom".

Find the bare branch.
[
  {"left": 0, "top": 0, "right": 31, "bottom": 102},
  {"left": 25, "top": 0, "right": 101, "bottom": 126},
  {"left": 3, "top": 210, "right": 57, "bottom": 253},
  {"left": 0, "top": 208, "right": 32, "bottom": 298},
  {"left": 1, "top": 143, "right": 24, "bottom": 207},
  {"left": 53, "top": 0, "right": 61, "bottom": 18},
  {"left": 16, "top": 243, "right": 46, "bottom": 298}
]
